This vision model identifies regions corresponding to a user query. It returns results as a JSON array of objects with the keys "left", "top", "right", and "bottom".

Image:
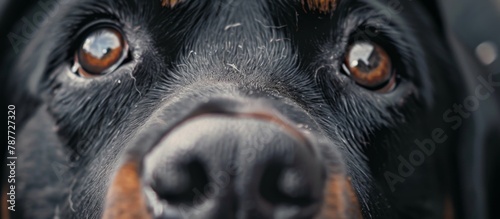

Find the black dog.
[{"left": 1, "top": 0, "right": 498, "bottom": 218}]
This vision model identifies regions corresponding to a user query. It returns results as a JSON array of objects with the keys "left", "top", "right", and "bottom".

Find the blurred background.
[{"left": 433, "top": 1, "right": 500, "bottom": 218}]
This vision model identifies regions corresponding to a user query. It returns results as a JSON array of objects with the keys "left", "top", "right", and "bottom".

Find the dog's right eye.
[
  {"left": 342, "top": 41, "right": 396, "bottom": 93},
  {"left": 72, "top": 26, "right": 129, "bottom": 78}
]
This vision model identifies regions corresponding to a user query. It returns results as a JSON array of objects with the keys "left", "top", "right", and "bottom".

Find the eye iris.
[
  {"left": 76, "top": 27, "right": 126, "bottom": 77},
  {"left": 345, "top": 42, "right": 393, "bottom": 89}
]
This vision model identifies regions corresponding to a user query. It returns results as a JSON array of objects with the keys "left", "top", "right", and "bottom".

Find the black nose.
[{"left": 142, "top": 112, "right": 325, "bottom": 218}]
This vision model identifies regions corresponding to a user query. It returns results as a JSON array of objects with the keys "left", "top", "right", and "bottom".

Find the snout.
[
  {"left": 144, "top": 112, "right": 324, "bottom": 218},
  {"left": 102, "top": 99, "right": 362, "bottom": 219}
]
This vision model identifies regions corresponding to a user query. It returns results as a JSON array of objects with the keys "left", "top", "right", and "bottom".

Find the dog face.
[{"left": 2, "top": 0, "right": 461, "bottom": 218}]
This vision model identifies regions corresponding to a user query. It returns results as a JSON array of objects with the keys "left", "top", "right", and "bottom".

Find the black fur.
[{"left": 1, "top": 0, "right": 497, "bottom": 218}]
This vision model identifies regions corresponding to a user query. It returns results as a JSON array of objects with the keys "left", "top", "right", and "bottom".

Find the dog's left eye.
[{"left": 72, "top": 26, "right": 129, "bottom": 78}]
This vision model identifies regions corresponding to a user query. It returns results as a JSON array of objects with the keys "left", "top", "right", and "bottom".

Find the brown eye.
[
  {"left": 344, "top": 41, "right": 396, "bottom": 92},
  {"left": 73, "top": 27, "right": 128, "bottom": 77}
]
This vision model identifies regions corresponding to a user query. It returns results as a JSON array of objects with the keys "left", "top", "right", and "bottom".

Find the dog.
[{"left": 1, "top": 0, "right": 498, "bottom": 218}]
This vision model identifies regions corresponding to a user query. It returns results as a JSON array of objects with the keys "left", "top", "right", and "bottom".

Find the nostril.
[
  {"left": 259, "top": 162, "right": 315, "bottom": 207},
  {"left": 150, "top": 159, "right": 209, "bottom": 206}
]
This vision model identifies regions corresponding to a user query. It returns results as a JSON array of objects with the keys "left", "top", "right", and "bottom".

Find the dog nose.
[{"left": 142, "top": 113, "right": 325, "bottom": 218}]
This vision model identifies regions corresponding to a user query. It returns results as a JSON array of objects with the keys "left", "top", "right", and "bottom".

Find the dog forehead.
[
  {"left": 161, "top": 1, "right": 297, "bottom": 69},
  {"left": 161, "top": 0, "right": 338, "bottom": 13}
]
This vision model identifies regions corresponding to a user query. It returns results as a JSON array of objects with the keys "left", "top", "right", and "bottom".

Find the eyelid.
[{"left": 74, "top": 19, "right": 125, "bottom": 42}]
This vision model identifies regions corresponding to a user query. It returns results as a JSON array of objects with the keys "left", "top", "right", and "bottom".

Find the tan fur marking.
[
  {"left": 443, "top": 196, "right": 455, "bottom": 219},
  {"left": 102, "top": 161, "right": 151, "bottom": 219},
  {"left": 302, "top": 0, "right": 338, "bottom": 13},
  {"left": 1, "top": 185, "right": 9, "bottom": 219},
  {"left": 161, "top": 0, "right": 183, "bottom": 8},
  {"left": 316, "top": 175, "right": 363, "bottom": 219}
]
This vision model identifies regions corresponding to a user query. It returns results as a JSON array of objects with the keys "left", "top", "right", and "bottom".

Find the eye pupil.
[
  {"left": 74, "top": 26, "right": 128, "bottom": 77},
  {"left": 348, "top": 43, "right": 381, "bottom": 73}
]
